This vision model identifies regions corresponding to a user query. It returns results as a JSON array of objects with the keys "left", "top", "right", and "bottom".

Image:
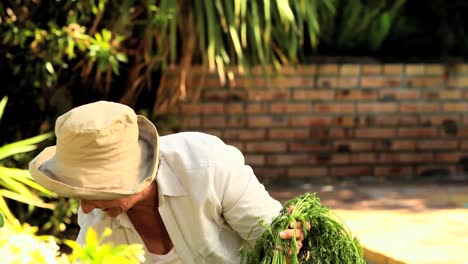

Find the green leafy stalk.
[{"left": 241, "top": 192, "right": 365, "bottom": 264}]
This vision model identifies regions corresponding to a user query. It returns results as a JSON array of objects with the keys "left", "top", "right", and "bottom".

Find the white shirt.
[
  {"left": 76, "top": 132, "right": 282, "bottom": 263},
  {"left": 149, "top": 248, "right": 181, "bottom": 264}
]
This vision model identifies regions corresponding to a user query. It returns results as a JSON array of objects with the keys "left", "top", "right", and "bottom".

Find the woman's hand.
[
  {"left": 279, "top": 206, "right": 311, "bottom": 263},
  {"left": 279, "top": 220, "right": 311, "bottom": 254}
]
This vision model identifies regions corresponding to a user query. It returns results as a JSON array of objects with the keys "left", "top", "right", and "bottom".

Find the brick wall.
[{"left": 161, "top": 63, "right": 468, "bottom": 183}]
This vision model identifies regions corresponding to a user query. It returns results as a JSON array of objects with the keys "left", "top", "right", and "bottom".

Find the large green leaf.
[
  {"left": 0, "top": 167, "right": 56, "bottom": 197},
  {"left": 0, "top": 189, "right": 55, "bottom": 209},
  {"left": 0, "top": 212, "right": 4, "bottom": 228},
  {"left": 0, "top": 132, "right": 53, "bottom": 161},
  {"left": 0, "top": 97, "right": 7, "bottom": 119}
]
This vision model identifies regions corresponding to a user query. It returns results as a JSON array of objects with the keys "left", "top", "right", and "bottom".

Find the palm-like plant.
[{"left": 0, "top": 97, "right": 56, "bottom": 226}]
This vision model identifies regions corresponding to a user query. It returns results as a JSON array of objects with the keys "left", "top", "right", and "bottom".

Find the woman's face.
[
  {"left": 80, "top": 196, "right": 138, "bottom": 217},
  {"left": 80, "top": 183, "right": 156, "bottom": 217}
]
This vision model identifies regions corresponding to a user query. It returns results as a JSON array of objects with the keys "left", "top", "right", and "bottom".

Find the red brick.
[
  {"left": 290, "top": 116, "right": 333, "bottom": 126},
  {"left": 269, "top": 128, "right": 309, "bottom": 139},
  {"left": 202, "top": 89, "right": 247, "bottom": 101},
  {"left": 272, "top": 77, "right": 314, "bottom": 88},
  {"left": 451, "top": 63, "right": 468, "bottom": 74},
  {"left": 399, "top": 103, "right": 440, "bottom": 113},
  {"left": 333, "top": 140, "right": 374, "bottom": 151},
  {"left": 399, "top": 153, "right": 435, "bottom": 163},
  {"left": 231, "top": 77, "right": 267, "bottom": 88},
  {"left": 315, "top": 103, "right": 354, "bottom": 113},
  {"left": 398, "top": 128, "right": 438, "bottom": 137},
  {"left": 425, "top": 64, "right": 445, "bottom": 75},
  {"left": 334, "top": 116, "right": 359, "bottom": 126},
  {"left": 405, "top": 64, "right": 425, "bottom": 75},
  {"left": 379, "top": 89, "right": 420, "bottom": 100},
  {"left": 288, "top": 167, "right": 328, "bottom": 178},
  {"left": 443, "top": 103, "right": 468, "bottom": 112},
  {"left": 357, "top": 103, "right": 398, "bottom": 113},
  {"left": 460, "top": 141, "right": 468, "bottom": 150},
  {"left": 375, "top": 153, "right": 399, "bottom": 163},
  {"left": 225, "top": 103, "right": 244, "bottom": 113},
  {"left": 375, "top": 166, "right": 413, "bottom": 177},
  {"left": 362, "top": 64, "right": 382, "bottom": 75},
  {"left": 239, "top": 129, "right": 267, "bottom": 140},
  {"left": 336, "top": 89, "right": 377, "bottom": 100},
  {"left": 270, "top": 103, "right": 312, "bottom": 113},
  {"left": 249, "top": 90, "right": 290, "bottom": 100},
  {"left": 247, "top": 116, "right": 288, "bottom": 127},
  {"left": 433, "top": 152, "right": 461, "bottom": 163},
  {"left": 204, "top": 129, "right": 224, "bottom": 138},
  {"left": 339, "top": 78, "right": 359, "bottom": 88},
  {"left": 330, "top": 128, "right": 354, "bottom": 138},
  {"left": 383, "top": 64, "right": 404, "bottom": 75},
  {"left": 292, "top": 90, "right": 334, "bottom": 100},
  {"left": 417, "top": 140, "right": 459, "bottom": 150},
  {"left": 355, "top": 128, "right": 396, "bottom": 138},
  {"left": 225, "top": 116, "right": 246, "bottom": 127},
  {"left": 391, "top": 140, "right": 416, "bottom": 151},
  {"left": 436, "top": 90, "right": 462, "bottom": 99},
  {"left": 351, "top": 153, "right": 377, "bottom": 164},
  {"left": 330, "top": 166, "right": 370, "bottom": 177},
  {"left": 456, "top": 128, "right": 468, "bottom": 137},
  {"left": 361, "top": 77, "right": 386, "bottom": 88},
  {"left": 420, "top": 115, "right": 460, "bottom": 126},
  {"left": 180, "top": 117, "right": 201, "bottom": 128},
  {"left": 180, "top": 103, "right": 202, "bottom": 115},
  {"left": 245, "top": 142, "right": 287, "bottom": 153},
  {"left": 200, "top": 103, "right": 225, "bottom": 114},
  {"left": 340, "top": 64, "right": 361, "bottom": 75},
  {"left": 317, "top": 77, "right": 339, "bottom": 88},
  {"left": 246, "top": 103, "right": 269, "bottom": 114},
  {"left": 289, "top": 142, "right": 331, "bottom": 152},
  {"left": 202, "top": 116, "right": 225, "bottom": 128},
  {"left": 374, "top": 116, "right": 418, "bottom": 126},
  {"left": 406, "top": 77, "right": 444, "bottom": 87},
  {"left": 296, "top": 65, "right": 318, "bottom": 74},
  {"left": 249, "top": 65, "right": 273, "bottom": 75},
  {"left": 327, "top": 154, "right": 351, "bottom": 164},
  {"left": 267, "top": 154, "right": 311, "bottom": 166},
  {"left": 448, "top": 77, "right": 468, "bottom": 87},
  {"left": 318, "top": 64, "right": 339, "bottom": 75},
  {"left": 276, "top": 65, "right": 298, "bottom": 75},
  {"left": 254, "top": 168, "right": 287, "bottom": 179},
  {"left": 245, "top": 154, "right": 265, "bottom": 166}
]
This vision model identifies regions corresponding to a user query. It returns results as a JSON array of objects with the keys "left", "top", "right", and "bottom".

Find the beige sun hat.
[{"left": 29, "top": 101, "right": 160, "bottom": 200}]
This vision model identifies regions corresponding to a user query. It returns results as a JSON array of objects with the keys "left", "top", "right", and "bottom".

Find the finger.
[
  {"left": 296, "top": 241, "right": 303, "bottom": 253},
  {"left": 289, "top": 221, "right": 311, "bottom": 231},
  {"left": 279, "top": 229, "right": 305, "bottom": 241},
  {"left": 287, "top": 206, "right": 294, "bottom": 214}
]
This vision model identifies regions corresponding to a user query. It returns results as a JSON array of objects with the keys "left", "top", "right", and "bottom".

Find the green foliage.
[
  {"left": 65, "top": 228, "right": 145, "bottom": 264},
  {"left": 0, "top": 97, "right": 56, "bottom": 226},
  {"left": 320, "top": 0, "right": 406, "bottom": 51},
  {"left": 0, "top": 212, "right": 4, "bottom": 228},
  {"left": 190, "top": 0, "right": 337, "bottom": 74},
  {"left": 0, "top": 222, "right": 145, "bottom": 264},
  {"left": 241, "top": 193, "right": 365, "bottom": 264},
  {"left": 40, "top": 198, "right": 79, "bottom": 236}
]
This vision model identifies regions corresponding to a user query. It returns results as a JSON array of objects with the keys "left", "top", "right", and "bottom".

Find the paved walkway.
[{"left": 268, "top": 183, "right": 468, "bottom": 264}]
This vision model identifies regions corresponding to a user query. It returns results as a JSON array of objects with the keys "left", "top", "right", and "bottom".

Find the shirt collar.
[{"left": 155, "top": 156, "right": 187, "bottom": 197}]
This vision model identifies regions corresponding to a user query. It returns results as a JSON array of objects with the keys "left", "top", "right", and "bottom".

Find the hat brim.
[{"left": 29, "top": 115, "right": 160, "bottom": 200}]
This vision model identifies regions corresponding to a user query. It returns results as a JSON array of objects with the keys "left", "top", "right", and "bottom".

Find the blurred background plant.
[
  {"left": 0, "top": 97, "right": 56, "bottom": 227},
  {"left": 1, "top": 0, "right": 468, "bottom": 240},
  {"left": 0, "top": 212, "right": 146, "bottom": 264}
]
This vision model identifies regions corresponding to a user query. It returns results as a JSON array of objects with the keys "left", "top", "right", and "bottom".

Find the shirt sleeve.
[
  {"left": 213, "top": 144, "right": 282, "bottom": 247},
  {"left": 75, "top": 207, "right": 88, "bottom": 245}
]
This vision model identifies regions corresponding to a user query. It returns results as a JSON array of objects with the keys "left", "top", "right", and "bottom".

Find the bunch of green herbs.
[{"left": 241, "top": 192, "right": 365, "bottom": 264}]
